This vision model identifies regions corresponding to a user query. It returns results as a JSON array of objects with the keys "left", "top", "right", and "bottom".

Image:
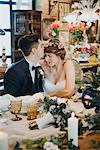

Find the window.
[
  {"left": 0, "top": 4, "right": 10, "bottom": 28},
  {"left": 0, "top": 0, "right": 32, "bottom": 65},
  {"left": 12, "top": 0, "right": 32, "bottom": 10}
]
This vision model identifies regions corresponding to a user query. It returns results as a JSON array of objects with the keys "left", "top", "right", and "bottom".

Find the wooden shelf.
[
  {"left": 80, "top": 62, "right": 100, "bottom": 69},
  {"left": 12, "top": 10, "right": 41, "bottom": 62}
]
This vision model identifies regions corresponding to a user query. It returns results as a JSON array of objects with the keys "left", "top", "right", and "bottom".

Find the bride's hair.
[{"left": 44, "top": 39, "right": 66, "bottom": 59}]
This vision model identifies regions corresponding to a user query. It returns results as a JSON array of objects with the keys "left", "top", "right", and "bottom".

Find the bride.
[{"left": 40, "top": 39, "right": 75, "bottom": 98}]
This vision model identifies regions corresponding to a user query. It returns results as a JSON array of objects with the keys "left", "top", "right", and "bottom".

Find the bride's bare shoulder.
[{"left": 64, "top": 59, "right": 74, "bottom": 67}]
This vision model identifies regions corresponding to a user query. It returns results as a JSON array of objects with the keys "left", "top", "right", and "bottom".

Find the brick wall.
[{"left": 35, "top": 0, "right": 72, "bottom": 38}]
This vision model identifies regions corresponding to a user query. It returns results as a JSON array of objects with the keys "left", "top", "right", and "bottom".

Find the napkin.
[
  {"left": 36, "top": 112, "right": 55, "bottom": 129},
  {"left": 0, "top": 94, "right": 11, "bottom": 110}
]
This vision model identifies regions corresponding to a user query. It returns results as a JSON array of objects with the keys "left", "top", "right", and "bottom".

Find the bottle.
[{"left": 2, "top": 47, "right": 7, "bottom": 66}]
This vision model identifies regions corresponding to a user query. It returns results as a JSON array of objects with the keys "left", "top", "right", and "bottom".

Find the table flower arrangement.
[
  {"left": 13, "top": 133, "right": 69, "bottom": 150},
  {"left": 12, "top": 96, "right": 100, "bottom": 150},
  {"left": 47, "top": 20, "right": 63, "bottom": 39},
  {"left": 66, "top": 22, "right": 89, "bottom": 44},
  {"left": 41, "top": 97, "right": 71, "bottom": 130}
]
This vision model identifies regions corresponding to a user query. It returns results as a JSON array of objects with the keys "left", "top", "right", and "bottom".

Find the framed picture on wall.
[
  {"left": 59, "top": 21, "right": 70, "bottom": 48},
  {"left": 58, "top": 2, "right": 71, "bottom": 21},
  {"left": 42, "top": 18, "right": 56, "bottom": 39}
]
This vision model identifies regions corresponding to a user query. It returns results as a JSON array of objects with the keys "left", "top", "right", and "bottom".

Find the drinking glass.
[
  {"left": 27, "top": 104, "right": 38, "bottom": 120},
  {"left": 10, "top": 99, "right": 22, "bottom": 121}
]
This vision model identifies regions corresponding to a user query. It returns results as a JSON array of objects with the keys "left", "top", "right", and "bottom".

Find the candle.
[
  {"left": 0, "top": 131, "right": 8, "bottom": 150},
  {"left": 68, "top": 112, "right": 78, "bottom": 147}
]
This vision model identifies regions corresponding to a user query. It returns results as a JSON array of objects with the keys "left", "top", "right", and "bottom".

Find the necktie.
[{"left": 32, "top": 66, "right": 41, "bottom": 71}]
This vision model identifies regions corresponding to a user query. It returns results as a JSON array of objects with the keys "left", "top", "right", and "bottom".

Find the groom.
[{"left": 4, "top": 35, "right": 44, "bottom": 97}]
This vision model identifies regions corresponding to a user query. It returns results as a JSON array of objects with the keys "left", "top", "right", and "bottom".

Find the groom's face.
[{"left": 37, "top": 42, "right": 44, "bottom": 59}]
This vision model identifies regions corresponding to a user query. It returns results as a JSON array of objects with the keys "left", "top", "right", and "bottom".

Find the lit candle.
[
  {"left": 0, "top": 131, "right": 8, "bottom": 150},
  {"left": 68, "top": 112, "right": 78, "bottom": 147}
]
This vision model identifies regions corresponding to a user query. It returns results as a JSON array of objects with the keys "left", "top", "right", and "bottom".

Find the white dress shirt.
[{"left": 25, "top": 58, "right": 40, "bottom": 84}]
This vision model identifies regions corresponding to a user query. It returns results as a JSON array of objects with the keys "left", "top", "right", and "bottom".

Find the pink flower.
[
  {"left": 50, "top": 20, "right": 62, "bottom": 29},
  {"left": 47, "top": 20, "right": 62, "bottom": 38},
  {"left": 67, "top": 22, "right": 90, "bottom": 33},
  {"left": 66, "top": 23, "right": 74, "bottom": 32},
  {"left": 46, "top": 31, "right": 52, "bottom": 37}
]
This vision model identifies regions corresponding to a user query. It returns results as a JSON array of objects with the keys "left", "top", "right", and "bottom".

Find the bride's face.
[{"left": 44, "top": 52, "right": 59, "bottom": 67}]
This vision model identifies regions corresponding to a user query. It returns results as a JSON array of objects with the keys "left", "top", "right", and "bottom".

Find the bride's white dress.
[{"left": 43, "top": 78, "right": 66, "bottom": 94}]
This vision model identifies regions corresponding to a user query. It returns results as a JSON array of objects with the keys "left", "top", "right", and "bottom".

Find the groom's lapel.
[{"left": 23, "top": 59, "right": 32, "bottom": 80}]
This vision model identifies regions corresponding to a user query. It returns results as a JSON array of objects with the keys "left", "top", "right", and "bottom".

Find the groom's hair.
[{"left": 18, "top": 34, "right": 39, "bottom": 56}]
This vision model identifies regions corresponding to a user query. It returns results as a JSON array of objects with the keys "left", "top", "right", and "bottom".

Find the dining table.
[{"left": 0, "top": 94, "right": 99, "bottom": 150}]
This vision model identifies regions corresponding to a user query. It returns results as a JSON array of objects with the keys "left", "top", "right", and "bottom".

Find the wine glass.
[{"left": 10, "top": 98, "right": 22, "bottom": 121}]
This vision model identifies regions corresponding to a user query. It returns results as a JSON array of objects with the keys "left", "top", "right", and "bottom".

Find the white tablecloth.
[
  {"left": 0, "top": 112, "right": 60, "bottom": 148},
  {"left": 0, "top": 95, "right": 95, "bottom": 148}
]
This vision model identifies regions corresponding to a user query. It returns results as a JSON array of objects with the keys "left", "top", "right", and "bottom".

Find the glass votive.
[{"left": 27, "top": 104, "right": 38, "bottom": 120}]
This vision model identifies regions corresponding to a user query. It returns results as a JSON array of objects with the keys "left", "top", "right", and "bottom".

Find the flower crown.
[{"left": 43, "top": 39, "right": 65, "bottom": 50}]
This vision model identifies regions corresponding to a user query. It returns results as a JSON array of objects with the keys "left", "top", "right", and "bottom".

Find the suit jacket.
[{"left": 4, "top": 58, "right": 44, "bottom": 97}]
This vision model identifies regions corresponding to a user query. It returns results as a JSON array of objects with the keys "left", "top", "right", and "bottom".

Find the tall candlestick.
[
  {"left": 68, "top": 112, "right": 78, "bottom": 147},
  {"left": 0, "top": 131, "right": 8, "bottom": 150}
]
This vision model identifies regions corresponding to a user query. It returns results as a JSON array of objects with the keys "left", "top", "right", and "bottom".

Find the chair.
[
  {"left": 72, "top": 59, "right": 83, "bottom": 93},
  {"left": 72, "top": 59, "right": 83, "bottom": 82}
]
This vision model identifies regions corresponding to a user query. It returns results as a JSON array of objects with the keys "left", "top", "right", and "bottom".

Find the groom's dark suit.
[{"left": 4, "top": 58, "right": 44, "bottom": 97}]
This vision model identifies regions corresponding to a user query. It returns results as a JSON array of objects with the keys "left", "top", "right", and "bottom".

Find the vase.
[{"left": 52, "top": 28, "right": 59, "bottom": 40}]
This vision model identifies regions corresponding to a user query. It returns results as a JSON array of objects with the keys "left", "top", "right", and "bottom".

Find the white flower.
[
  {"left": 57, "top": 98, "right": 66, "bottom": 105},
  {"left": 57, "top": 106, "right": 60, "bottom": 108},
  {"left": 43, "top": 142, "right": 54, "bottom": 149},
  {"left": 50, "top": 97, "right": 57, "bottom": 100},
  {"left": 43, "top": 142, "right": 60, "bottom": 150},
  {"left": 39, "top": 68, "right": 44, "bottom": 78},
  {"left": 49, "top": 105, "right": 56, "bottom": 112},
  {"left": 62, "top": 108, "right": 68, "bottom": 114},
  {"left": 56, "top": 116, "right": 61, "bottom": 123},
  {"left": 52, "top": 30, "right": 56, "bottom": 37}
]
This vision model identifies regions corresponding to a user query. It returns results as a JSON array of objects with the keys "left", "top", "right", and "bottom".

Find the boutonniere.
[{"left": 38, "top": 67, "right": 44, "bottom": 79}]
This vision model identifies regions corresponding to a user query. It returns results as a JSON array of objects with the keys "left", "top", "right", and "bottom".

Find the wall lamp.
[{"left": 48, "top": 0, "right": 58, "bottom": 15}]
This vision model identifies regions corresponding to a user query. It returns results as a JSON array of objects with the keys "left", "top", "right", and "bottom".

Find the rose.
[{"left": 66, "top": 22, "right": 90, "bottom": 43}]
